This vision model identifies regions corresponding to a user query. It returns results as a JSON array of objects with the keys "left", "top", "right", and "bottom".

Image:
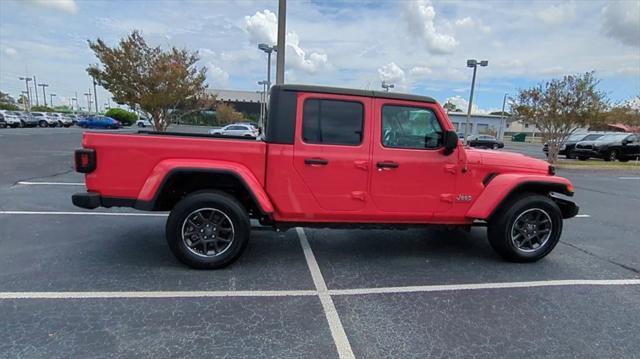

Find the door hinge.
[{"left": 351, "top": 191, "right": 367, "bottom": 201}]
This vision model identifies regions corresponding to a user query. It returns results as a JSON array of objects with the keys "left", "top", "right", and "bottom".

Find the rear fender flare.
[
  {"left": 466, "top": 174, "right": 574, "bottom": 220},
  {"left": 137, "top": 159, "right": 274, "bottom": 214}
]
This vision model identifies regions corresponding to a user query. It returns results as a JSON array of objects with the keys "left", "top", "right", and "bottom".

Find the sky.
[{"left": 0, "top": 0, "right": 638, "bottom": 113}]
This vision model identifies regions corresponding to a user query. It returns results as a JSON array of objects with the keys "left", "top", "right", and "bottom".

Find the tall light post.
[
  {"left": 19, "top": 77, "right": 32, "bottom": 110},
  {"left": 381, "top": 81, "right": 394, "bottom": 92},
  {"left": 50, "top": 93, "right": 56, "bottom": 107},
  {"left": 33, "top": 76, "right": 39, "bottom": 106},
  {"left": 258, "top": 80, "right": 268, "bottom": 130},
  {"left": 38, "top": 83, "right": 49, "bottom": 107},
  {"left": 258, "top": 43, "right": 277, "bottom": 88},
  {"left": 276, "top": 0, "right": 286, "bottom": 85},
  {"left": 84, "top": 92, "right": 92, "bottom": 114},
  {"left": 93, "top": 79, "right": 99, "bottom": 113},
  {"left": 463, "top": 59, "right": 488, "bottom": 144},
  {"left": 498, "top": 93, "right": 507, "bottom": 140}
]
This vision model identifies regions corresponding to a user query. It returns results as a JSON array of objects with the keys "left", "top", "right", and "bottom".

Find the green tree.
[
  {"left": 511, "top": 72, "right": 608, "bottom": 163},
  {"left": 0, "top": 91, "right": 16, "bottom": 105},
  {"left": 105, "top": 108, "right": 138, "bottom": 126},
  {"left": 0, "top": 103, "right": 19, "bottom": 110},
  {"left": 87, "top": 30, "right": 215, "bottom": 131},
  {"left": 443, "top": 101, "right": 463, "bottom": 112},
  {"left": 215, "top": 103, "right": 243, "bottom": 124},
  {"left": 31, "top": 105, "right": 55, "bottom": 112}
]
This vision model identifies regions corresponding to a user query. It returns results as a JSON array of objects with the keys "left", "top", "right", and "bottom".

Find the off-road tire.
[
  {"left": 166, "top": 191, "right": 250, "bottom": 269},
  {"left": 487, "top": 193, "right": 563, "bottom": 262}
]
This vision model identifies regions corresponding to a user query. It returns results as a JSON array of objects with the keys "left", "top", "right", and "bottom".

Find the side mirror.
[{"left": 443, "top": 130, "right": 458, "bottom": 155}]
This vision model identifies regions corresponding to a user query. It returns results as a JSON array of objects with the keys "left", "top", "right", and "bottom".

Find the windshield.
[
  {"left": 568, "top": 134, "right": 587, "bottom": 141},
  {"left": 597, "top": 134, "right": 628, "bottom": 141},
  {"left": 583, "top": 134, "right": 603, "bottom": 140}
]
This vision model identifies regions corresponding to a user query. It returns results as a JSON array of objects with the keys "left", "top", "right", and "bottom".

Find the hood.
[{"left": 466, "top": 148, "right": 549, "bottom": 174}]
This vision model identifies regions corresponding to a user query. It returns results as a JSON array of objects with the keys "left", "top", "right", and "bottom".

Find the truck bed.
[{"left": 81, "top": 131, "right": 267, "bottom": 199}]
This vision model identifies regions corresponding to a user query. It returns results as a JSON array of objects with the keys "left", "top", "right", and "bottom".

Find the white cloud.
[
  {"left": 207, "top": 63, "right": 229, "bottom": 86},
  {"left": 4, "top": 47, "right": 18, "bottom": 57},
  {"left": 378, "top": 62, "right": 408, "bottom": 90},
  {"left": 243, "top": 9, "right": 277, "bottom": 45},
  {"left": 453, "top": 16, "right": 491, "bottom": 33},
  {"left": 242, "top": 10, "right": 328, "bottom": 74},
  {"left": 538, "top": 2, "right": 576, "bottom": 25},
  {"left": 601, "top": 1, "right": 640, "bottom": 47},
  {"left": 444, "top": 96, "right": 500, "bottom": 115},
  {"left": 27, "top": 0, "right": 78, "bottom": 14},
  {"left": 403, "top": 0, "right": 458, "bottom": 54},
  {"left": 409, "top": 66, "right": 433, "bottom": 78}
]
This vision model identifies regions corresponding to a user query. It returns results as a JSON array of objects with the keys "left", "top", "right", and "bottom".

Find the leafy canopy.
[
  {"left": 87, "top": 31, "right": 214, "bottom": 131},
  {"left": 511, "top": 72, "right": 608, "bottom": 163},
  {"left": 105, "top": 108, "right": 138, "bottom": 125}
]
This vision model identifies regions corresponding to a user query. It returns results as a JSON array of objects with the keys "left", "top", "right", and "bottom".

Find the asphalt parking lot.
[{"left": 1, "top": 127, "right": 639, "bottom": 358}]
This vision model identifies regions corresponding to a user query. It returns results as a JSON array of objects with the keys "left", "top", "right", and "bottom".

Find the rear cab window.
[{"left": 302, "top": 99, "right": 364, "bottom": 146}]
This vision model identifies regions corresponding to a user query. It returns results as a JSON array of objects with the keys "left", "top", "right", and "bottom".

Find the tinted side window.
[
  {"left": 302, "top": 99, "right": 364, "bottom": 146},
  {"left": 381, "top": 105, "right": 443, "bottom": 149}
]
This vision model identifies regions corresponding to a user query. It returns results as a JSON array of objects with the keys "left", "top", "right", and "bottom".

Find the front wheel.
[
  {"left": 166, "top": 191, "right": 250, "bottom": 269},
  {"left": 487, "top": 194, "right": 563, "bottom": 262},
  {"left": 39, "top": 120, "right": 48, "bottom": 128},
  {"left": 565, "top": 150, "right": 574, "bottom": 159},
  {"left": 604, "top": 150, "right": 617, "bottom": 162},
  {"left": 492, "top": 143, "right": 499, "bottom": 150}
]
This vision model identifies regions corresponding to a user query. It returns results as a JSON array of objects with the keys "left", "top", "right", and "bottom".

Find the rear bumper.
[{"left": 72, "top": 192, "right": 138, "bottom": 210}]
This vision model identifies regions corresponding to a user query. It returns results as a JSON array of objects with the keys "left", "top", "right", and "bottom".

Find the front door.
[
  {"left": 293, "top": 93, "right": 371, "bottom": 211},
  {"left": 370, "top": 99, "right": 457, "bottom": 218}
]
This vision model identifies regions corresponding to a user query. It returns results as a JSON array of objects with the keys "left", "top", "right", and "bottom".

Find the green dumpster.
[{"left": 511, "top": 133, "right": 527, "bottom": 142}]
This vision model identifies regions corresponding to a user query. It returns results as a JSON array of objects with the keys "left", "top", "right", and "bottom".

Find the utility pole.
[
  {"left": 84, "top": 91, "right": 92, "bottom": 114},
  {"left": 93, "top": 79, "right": 99, "bottom": 113},
  {"left": 38, "top": 83, "right": 49, "bottom": 107},
  {"left": 50, "top": 93, "right": 56, "bottom": 107},
  {"left": 19, "top": 77, "right": 32, "bottom": 110},
  {"left": 463, "top": 59, "right": 488, "bottom": 144},
  {"left": 33, "top": 76, "right": 39, "bottom": 106},
  {"left": 75, "top": 91, "right": 79, "bottom": 112},
  {"left": 499, "top": 93, "right": 507, "bottom": 140},
  {"left": 276, "top": 0, "right": 286, "bottom": 85}
]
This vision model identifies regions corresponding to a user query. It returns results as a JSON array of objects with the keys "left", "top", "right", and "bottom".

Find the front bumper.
[{"left": 573, "top": 148, "right": 603, "bottom": 158}]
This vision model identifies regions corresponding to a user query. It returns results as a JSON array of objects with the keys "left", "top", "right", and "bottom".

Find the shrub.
[{"left": 105, "top": 108, "right": 138, "bottom": 126}]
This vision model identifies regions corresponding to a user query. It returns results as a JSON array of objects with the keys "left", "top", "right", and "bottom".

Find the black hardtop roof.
[{"left": 274, "top": 84, "right": 437, "bottom": 104}]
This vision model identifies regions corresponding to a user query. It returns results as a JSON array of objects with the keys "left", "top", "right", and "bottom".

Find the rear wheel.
[
  {"left": 492, "top": 143, "right": 499, "bottom": 150},
  {"left": 137, "top": 122, "right": 145, "bottom": 127},
  {"left": 166, "top": 191, "right": 250, "bottom": 269},
  {"left": 488, "top": 194, "right": 563, "bottom": 262},
  {"left": 565, "top": 149, "right": 574, "bottom": 159},
  {"left": 38, "top": 120, "right": 48, "bottom": 127},
  {"left": 604, "top": 150, "right": 617, "bottom": 162}
]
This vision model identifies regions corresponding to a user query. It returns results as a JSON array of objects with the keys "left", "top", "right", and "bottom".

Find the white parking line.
[
  {"left": 618, "top": 177, "right": 640, "bottom": 180},
  {"left": 329, "top": 279, "right": 640, "bottom": 296},
  {"left": 575, "top": 214, "right": 591, "bottom": 218},
  {"left": 0, "top": 290, "right": 317, "bottom": 299},
  {"left": 0, "top": 211, "right": 167, "bottom": 217},
  {"left": 297, "top": 227, "right": 355, "bottom": 359},
  {"left": 16, "top": 181, "right": 84, "bottom": 186}
]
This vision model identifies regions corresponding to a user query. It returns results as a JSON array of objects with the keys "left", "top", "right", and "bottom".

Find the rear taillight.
[{"left": 75, "top": 149, "right": 96, "bottom": 173}]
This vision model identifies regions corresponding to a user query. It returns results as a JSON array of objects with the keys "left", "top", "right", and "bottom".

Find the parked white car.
[
  {"left": 0, "top": 110, "right": 22, "bottom": 128},
  {"left": 135, "top": 118, "right": 153, "bottom": 127},
  {"left": 208, "top": 123, "right": 259, "bottom": 137},
  {"left": 30, "top": 112, "right": 60, "bottom": 127}
]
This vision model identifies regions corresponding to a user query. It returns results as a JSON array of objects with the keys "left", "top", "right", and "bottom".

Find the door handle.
[
  {"left": 304, "top": 158, "right": 329, "bottom": 166},
  {"left": 376, "top": 161, "right": 399, "bottom": 170}
]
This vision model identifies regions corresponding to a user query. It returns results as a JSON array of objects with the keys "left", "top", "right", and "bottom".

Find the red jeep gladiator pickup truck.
[{"left": 72, "top": 84, "right": 578, "bottom": 269}]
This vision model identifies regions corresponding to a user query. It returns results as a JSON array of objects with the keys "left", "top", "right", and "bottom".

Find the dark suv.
[
  {"left": 543, "top": 133, "right": 605, "bottom": 159},
  {"left": 574, "top": 133, "right": 640, "bottom": 162}
]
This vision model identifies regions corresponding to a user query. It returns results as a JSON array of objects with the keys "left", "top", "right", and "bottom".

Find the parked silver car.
[
  {"left": 208, "top": 123, "right": 259, "bottom": 137},
  {"left": 30, "top": 112, "right": 60, "bottom": 127},
  {"left": 0, "top": 110, "right": 22, "bottom": 128}
]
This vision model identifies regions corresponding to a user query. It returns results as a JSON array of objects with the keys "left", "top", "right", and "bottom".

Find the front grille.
[{"left": 577, "top": 144, "right": 593, "bottom": 149}]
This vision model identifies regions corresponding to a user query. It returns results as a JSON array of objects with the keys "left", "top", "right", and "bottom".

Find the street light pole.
[
  {"left": 258, "top": 80, "right": 268, "bottom": 131},
  {"left": 33, "top": 76, "right": 39, "bottom": 106},
  {"left": 276, "top": 0, "right": 286, "bottom": 85},
  {"left": 38, "top": 83, "right": 49, "bottom": 107},
  {"left": 84, "top": 92, "right": 92, "bottom": 113},
  {"left": 93, "top": 79, "right": 99, "bottom": 113},
  {"left": 19, "top": 77, "right": 32, "bottom": 110},
  {"left": 258, "top": 44, "right": 277, "bottom": 89},
  {"left": 463, "top": 59, "right": 488, "bottom": 145},
  {"left": 381, "top": 81, "right": 395, "bottom": 92},
  {"left": 499, "top": 93, "right": 507, "bottom": 140},
  {"left": 50, "top": 94, "right": 56, "bottom": 107}
]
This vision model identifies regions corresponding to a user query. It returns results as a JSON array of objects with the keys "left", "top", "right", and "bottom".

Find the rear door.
[
  {"left": 370, "top": 99, "right": 457, "bottom": 216},
  {"left": 293, "top": 93, "right": 372, "bottom": 211}
]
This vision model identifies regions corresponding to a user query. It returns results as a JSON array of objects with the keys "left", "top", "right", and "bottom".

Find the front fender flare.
[
  {"left": 466, "top": 174, "right": 574, "bottom": 220},
  {"left": 136, "top": 159, "right": 274, "bottom": 214}
]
